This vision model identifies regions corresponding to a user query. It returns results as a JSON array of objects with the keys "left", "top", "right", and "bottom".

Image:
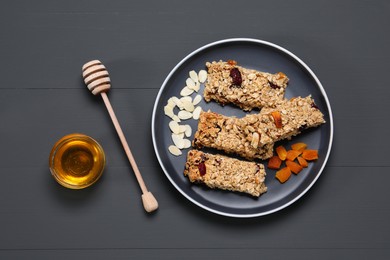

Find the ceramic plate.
[{"left": 151, "top": 38, "right": 333, "bottom": 217}]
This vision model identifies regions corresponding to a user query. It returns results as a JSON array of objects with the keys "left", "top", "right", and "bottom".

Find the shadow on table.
[
  {"left": 45, "top": 169, "right": 105, "bottom": 208},
  {"left": 165, "top": 165, "right": 332, "bottom": 228}
]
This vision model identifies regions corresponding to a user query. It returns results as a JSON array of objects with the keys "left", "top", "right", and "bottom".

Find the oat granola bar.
[
  {"left": 193, "top": 96, "right": 325, "bottom": 160},
  {"left": 184, "top": 150, "right": 267, "bottom": 197},
  {"left": 193, "top": 110, "right": 274, "bottom": 160},
  {"left": 204, "top": 60, "right": 289, "bottom": 111}
]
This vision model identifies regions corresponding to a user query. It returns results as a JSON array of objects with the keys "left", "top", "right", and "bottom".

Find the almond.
[
  {"left": 168, "top": 145, "right": 182, "bottom": 156},
  {"left": 181, "top": 99, "right": 195, "bottom": 112},
  {"left": 198, "top": 70, "right": 207, "bottom": 83},
  {"left": 172, "top": 133, "right": 185, "bottom": 149},
  {"left": 184, "top": 125, "right": 192, "bottom": 137},
  {"left": 167, "top": 97, "right": 176, "bottom": 108},
  {"left": 182, "top": 139, "right": 191, "bottom": 149},
  {"left": 164, "top": 105, "right": 174, "bottom": 119},
  {"left": 192, "top": 106, "right": 202, "bottom": 120},
  {"left": 192, "top": 94, "right": 202, "bottom": 106},
  {"left": 180, "top": 86, "right": 194, "bottom": 96},
  {"left": 178, "top": 110, "right": 193, "bottom": 120},
  {"left": 189, "top": 70, "right": 198, "bottom": 83},
  {"left": 169, "top": 121, "right": 180, "bottom": 134},
  {"left": 186, "top": 78, "right": 196, "bottom": 88},
  {"left": 180, "top": 96, "right": 192, "bottom": 103},
  {"left": 178, "top": 125, "right": 187, "bottom": 133}
]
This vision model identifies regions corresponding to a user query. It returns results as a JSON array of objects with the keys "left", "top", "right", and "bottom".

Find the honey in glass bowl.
[{"left": 49, "top": 133, "right": 105, "bottom": 189}]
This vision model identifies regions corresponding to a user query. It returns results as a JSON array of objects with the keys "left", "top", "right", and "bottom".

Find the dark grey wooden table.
[{"left": 1, "top": 0, "right": 389, "bottom": 259}]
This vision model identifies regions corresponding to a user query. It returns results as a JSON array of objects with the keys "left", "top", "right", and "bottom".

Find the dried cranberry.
[
  {"left": 198, "top": 162, "right": 206, "bottom": 176},
  {"left": 230, "top": 68, "right": 242, "bottom": 86}
]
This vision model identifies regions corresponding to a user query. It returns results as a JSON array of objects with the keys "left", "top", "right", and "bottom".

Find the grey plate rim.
[{"left": 151, "top": 38, "right": 334, "bottom": 218}]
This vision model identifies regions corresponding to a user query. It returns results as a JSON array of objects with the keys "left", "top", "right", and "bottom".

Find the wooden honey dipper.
[{"left": 82, "top": 60, "right": 158, "bottom": 213}]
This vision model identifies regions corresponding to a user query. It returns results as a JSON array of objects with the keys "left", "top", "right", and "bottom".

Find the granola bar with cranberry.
[
  {"left": 204, "top": 60, "right": 289, "bottom": 111},
  {"left": 184, "top": 150, "right": 267, "bottom": 197}
]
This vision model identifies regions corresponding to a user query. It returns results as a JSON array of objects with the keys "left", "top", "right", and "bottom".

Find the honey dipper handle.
[{"left": 100, "top": 92, "right": 158, "bottom": 212}]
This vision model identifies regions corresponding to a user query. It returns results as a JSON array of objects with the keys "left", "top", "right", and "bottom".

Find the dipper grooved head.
[{"left": 82, "top": 60, "right": 111, "bottom": 95}]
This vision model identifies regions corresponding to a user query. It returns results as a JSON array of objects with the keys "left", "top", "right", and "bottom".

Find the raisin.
[
  {"left": 269, "top": 81, "right": 280, "bottom": 89},
  {"left": 311, "top": 102, "right": 319, "bottom": 109},
  {"left": 229, "top": 68, "right": 242, "bottom": 86},
  {"left": 198, "top": 162, "right": 206, "bottom": 176}
]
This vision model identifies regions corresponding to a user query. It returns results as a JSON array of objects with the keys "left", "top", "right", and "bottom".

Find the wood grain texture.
[
  {"left": 0, "top": 0, "right": 389, "bottom": 259},
  {"left": 0, "top": 166, "right": 389, "bottom": 250},
  {"left": 2, "top": 249, "right": 390, "bottom": 260}
]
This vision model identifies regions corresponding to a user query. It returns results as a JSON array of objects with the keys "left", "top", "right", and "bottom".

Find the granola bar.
[
  {"left": 204, "top": 60, "right": 289, "bottom": 111},
  {"left": 193, "top": 111, "right": 274, "bottom": 160},
  {"left": 184, "top": 150, "right": 267, "bottom": 197},
  {"left": 193, "top": 96, "right": 325, "bottom": 160}
]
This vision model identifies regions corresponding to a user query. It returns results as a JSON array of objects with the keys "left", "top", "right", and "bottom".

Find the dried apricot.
[
  {"left": 271, "top": 111, "right": 283, "bottom": 128},
  {"left": 291, "top": 142, "right": 307, "bottom": 152},
  {"left": 302, "top": 150, "right": 319, "bottom": 161},
  {"left": 275, "top": 167, "right": 292, "bottom": 183},
  {"left": 268, "top": 156, "right": 282, "bottom": 170},
  {"left": 286, "top": 150, "right": 301, "bottom": 161},
  {"left": 227, "top": 59, "right": 237, "bottom": 66},
  {"left": 275, "top": 145, "right": 287, "bottom": 161},
  {"left": 286, "top": 160, "right": 303, "bottom": 174},
  {"left": 297, "top": 157, "right": 308, "bottom": 168}
]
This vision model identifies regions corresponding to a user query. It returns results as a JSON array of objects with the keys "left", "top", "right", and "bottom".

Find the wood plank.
[
  {"left": 1, "top": 248, "right": 389, "bottom": 260},
  {"left": 0, "top": 166, "right": 388, "bottom": 250},
  {"left": 0, "top": 89, "right": 389, "bottom": 168}
]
